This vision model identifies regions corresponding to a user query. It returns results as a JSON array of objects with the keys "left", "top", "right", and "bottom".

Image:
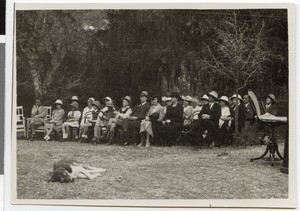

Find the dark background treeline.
[{"left": 16, "top": 9, "right": 288, "bottom": 117}]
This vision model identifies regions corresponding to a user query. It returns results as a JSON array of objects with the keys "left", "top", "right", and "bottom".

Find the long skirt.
[
  {"left": 140, "top": 120, "right": 154, "bottom": 137},
  {"left": 158, "top": 122, "right": 183, "bottom": 146},
  {"left": 29, "top": 117, "right": 44, "bottom": 125}
]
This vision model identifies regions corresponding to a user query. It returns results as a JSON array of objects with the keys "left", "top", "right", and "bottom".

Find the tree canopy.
[{"left": 16, "top": 9, "right": 288, "bottom": 114}]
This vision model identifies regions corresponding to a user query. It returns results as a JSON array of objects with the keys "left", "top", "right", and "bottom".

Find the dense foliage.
[{"left": 16, "top": 9, "right": 288, "bottom": 115}]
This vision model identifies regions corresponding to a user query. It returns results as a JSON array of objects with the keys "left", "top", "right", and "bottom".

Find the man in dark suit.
[
  {"left": 243, "top": 94, "right": 254, "bottom": 123},
  {"left": 229, "top": 94, "right": 246, "bottom": 132},
  {"left": 188, "top": 91, "right": 221, "bottom": 147},
  {"left": 265, "top": 94, "right": 278, "bottom": 116},
  {"left": 122, "top": 91, "right": 150, "bottom": 145}
]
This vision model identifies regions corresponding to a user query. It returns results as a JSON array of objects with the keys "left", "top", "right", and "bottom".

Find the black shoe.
[{"left": 30, "top": 134, "right": 36, "bottom": 141}]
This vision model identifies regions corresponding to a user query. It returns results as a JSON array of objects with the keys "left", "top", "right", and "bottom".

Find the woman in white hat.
[
  {"left": 218, "top": 96, "right": 232, "bottom": 146},
  {"left": 218, "top": 96, "right": 231, "bottom": 129},
  {"left": 93, "top": 101, "right": 116, "bottom": 144},
  {"left": 138, "top": 95, "right": 165, "bottom": 147},
  {"left": 80, "top": 97, "right": 95, "bottom": 127},
  {"left": 62, "top": 102, "right": 82, "bottom": 141},
  {"left": 44, "top": 100, "right": 65, "bottom": 141},
  {"left": 183, "top": 95, "right": 193, "bottom": 126},
  {"left": 265, "top": 94, "right": 278, "bottom": 116}
]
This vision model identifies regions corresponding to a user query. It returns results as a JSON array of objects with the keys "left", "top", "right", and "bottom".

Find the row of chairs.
[{"left": 16, "top": 106, "right": 108, "bottom": 141}]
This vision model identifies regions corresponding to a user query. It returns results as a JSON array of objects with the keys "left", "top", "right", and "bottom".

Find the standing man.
[
  {"left": 229, "top": 94, "right": 246, "bottom": 132},
  {"left": 28, "top": 99, "right": 47, "bottom": 140},
  {"left": 122, "top": 91, "right": 151, "bottom": 145},
  {"left": 243, "top": 94, "right": 254, "bottom": 124}
]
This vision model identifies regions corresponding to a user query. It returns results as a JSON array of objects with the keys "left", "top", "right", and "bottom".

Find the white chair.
[
  {"left": 26, "top": 106, "right": 52, "bottom": 138},
  {"left": 16, "top": 106, "right": 26, "bottom": 138}
]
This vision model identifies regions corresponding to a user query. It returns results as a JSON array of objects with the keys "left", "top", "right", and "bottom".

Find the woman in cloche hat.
[
  {"left": 79, "top": 101, "right": 102, "bottom": 143},
  {"left": 62, "top": 102, "right": 82, "bottom": 141},
  {"left": 183, "top": 95, "right": 193, "bottom": 126},
  {"left": 44, "top": 99, "right": 65, "bottom": 141},
  {"left": 218, "top": 96, "right": 232, "bottom": 145},
  {"left": 80, "top": 97, "right": 95, "bottom": 127}
]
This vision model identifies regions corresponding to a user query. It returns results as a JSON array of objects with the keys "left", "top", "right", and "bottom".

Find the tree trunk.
[{"left": 28, "top": 59, "right": 44, "bottom": 98}]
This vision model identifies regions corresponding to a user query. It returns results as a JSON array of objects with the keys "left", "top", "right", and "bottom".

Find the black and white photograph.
[{"left": 12, "top": 3, "right": 296, "bottom": 207}]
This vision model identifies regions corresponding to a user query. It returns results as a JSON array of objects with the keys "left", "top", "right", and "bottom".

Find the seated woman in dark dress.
[{"left": 158, "top": 92, "right": 183, "bottom": 146}]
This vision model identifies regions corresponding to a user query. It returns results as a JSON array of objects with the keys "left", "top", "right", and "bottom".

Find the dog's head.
[{"left": 49, "top": 164, "right": 74, "bottom": 183}]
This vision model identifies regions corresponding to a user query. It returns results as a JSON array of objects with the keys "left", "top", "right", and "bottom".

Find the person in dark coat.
[
  {"left": 229, "top": 94, "right": 246, "bottom": 132},
  {"left": 186, "top": 91, "right": 221, "bottom": 147},
  {"left": 265, "top": 94, "right": 278, "bottom": 116},
  {"left": 243, "top": 94, "right": 254, "bottom": 123},
  {"left": 158, "top": 92, "right": 183, "bottom": 146},
  {"left": 122, "top": 91, "right": 151, "bottom": 145}
]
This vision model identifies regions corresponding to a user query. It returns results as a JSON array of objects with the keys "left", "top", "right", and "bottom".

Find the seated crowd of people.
[{"left": 27, "top": 90, "right": 279, "bottom": 148}]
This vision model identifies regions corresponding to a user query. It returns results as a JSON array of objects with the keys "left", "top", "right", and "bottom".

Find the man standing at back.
[{"left": 122, "top": 91, "right": 150, "bottom": 145}]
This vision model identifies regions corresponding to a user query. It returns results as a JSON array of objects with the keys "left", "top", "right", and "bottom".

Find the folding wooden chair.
[{"left": 16, "top": 106, "right": 26, "bottom": 138}]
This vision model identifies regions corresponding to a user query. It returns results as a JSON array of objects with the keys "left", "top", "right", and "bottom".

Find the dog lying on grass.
[{"left": 49, "top": 159, "right": 106, "bottom": 183}]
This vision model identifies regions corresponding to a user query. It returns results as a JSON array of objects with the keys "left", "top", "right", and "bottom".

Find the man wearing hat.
[
  {"left": 28, "top": 99, "right": 48, "bottom": 140},
  {"left": 79, "top": 101, "right": 101, "bottom": 143},
  {"left": 243, "top": 94, "right": 254, "bottom": 123},
  {"left": 62, "top": 102, "right": 81, "bottom": 141},
  {"left": 187, "top": 91, "right": 221, "bottom": 147},
  {"left": 265, "top": 94, "right": 278, "bottom": 116},
  {"left": 229, "top": 94, "right": 246, "bottom": 132},
  {"left": 44, "top": 100, "right": 65, "bottom": 141},
  {"left": 122, "top": 91, "right": 151, "bottom": 145},
  {"left": 106, "top": 96, "right": 133, "bottom": 145},
  {"left": 93, "top": 101, "right": 116, "bottom": 144}
]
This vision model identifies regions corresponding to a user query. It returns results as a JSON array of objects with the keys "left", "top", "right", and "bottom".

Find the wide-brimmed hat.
[
  {"left": 219, "top": 96, "right": 229, "bottom": 104},
  {"left": 106, "top": 101, "right": 114, "bottom": 107},
  {"left": 70, "top": 102, "right": 79, "bottom": 110},
  {"left": 207, "top": 91, "right": 218, "bottom": 100},
  {"left": 267, "top": 94, "right": 276, "bottom": 103},
  {"left": 88, "top": 97, "right": 95, "bottom": 102},
  {"left": 54, "top": 99, "right": 63, "bottom": 105},
  {"left": 171, "top": 92, "right": 181, "bottom": 100},
  {"left": 103, "top": 96, "right": 112, "bottom": 102},
  {"left": 230, "top": 94, "right": 243, "bottom": 101},
  {"left": 184, "top": 95, "right": 193, "bottom": 102},
  {"left": 140, "top": 91, "right": 149, "bottom": 98},
  {"left": 121, "top": 96, "right": 132, "bottom": 105},
  {"left": 71, "top": 96, "right": 79, "bottom": 101},
  {"left": 200, "top": 94, "right": 209, "bottom": 101},
  {"left": 92, "top": 101, "right": 101, "bottom": 109}
]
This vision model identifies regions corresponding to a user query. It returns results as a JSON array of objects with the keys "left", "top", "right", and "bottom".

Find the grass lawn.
[{"left": 16, "top": 139, "right": 288, "bottom": 199}]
